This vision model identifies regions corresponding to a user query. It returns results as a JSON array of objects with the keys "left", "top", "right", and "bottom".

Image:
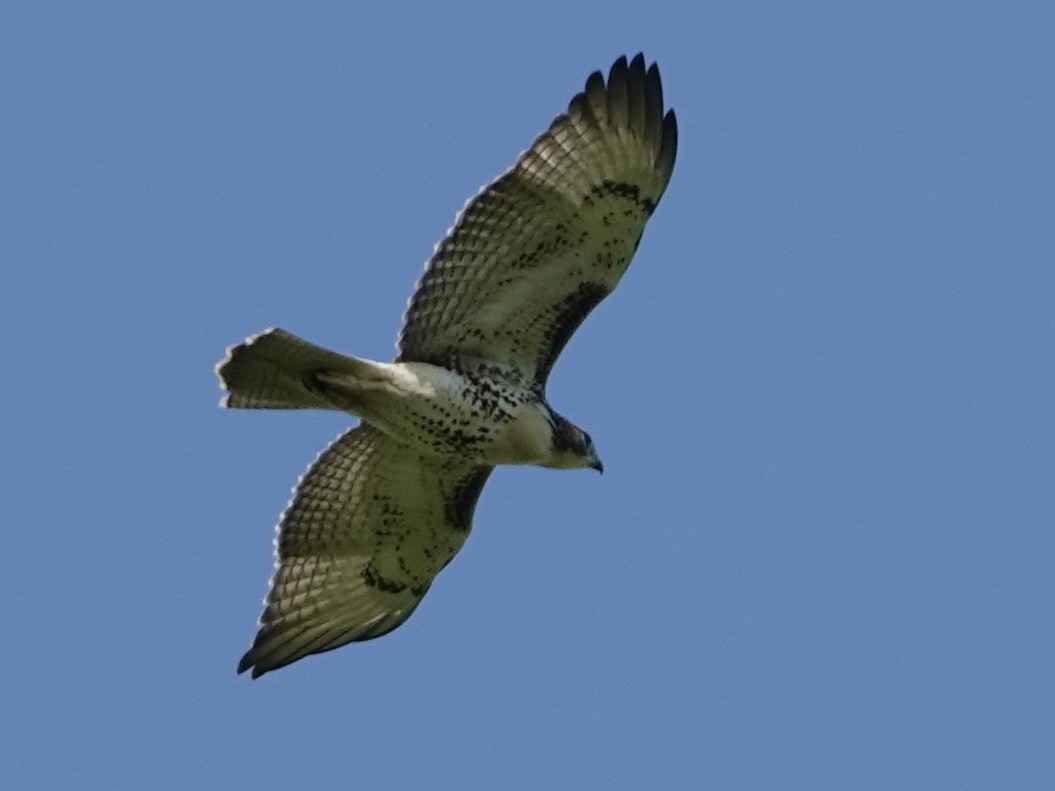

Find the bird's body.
[
  {"left": 218, "top": 54, "right": 677, "bottom": 677},
  {"left": 224, "top": 329, "right": 569, "bottom": 468}
]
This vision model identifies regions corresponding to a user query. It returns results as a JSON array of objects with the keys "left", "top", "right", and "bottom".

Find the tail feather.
[{"left": 216, "top": 327, "right": 364, "bottom": 410}]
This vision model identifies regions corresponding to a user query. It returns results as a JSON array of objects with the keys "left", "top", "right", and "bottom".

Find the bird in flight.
[{"left": 217, "top": 53, "right": 677, "bottom": 677}]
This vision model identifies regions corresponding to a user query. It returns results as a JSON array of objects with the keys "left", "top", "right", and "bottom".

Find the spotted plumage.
[{"left": 217, "top": 54, "right": 677, "bottom": 677}]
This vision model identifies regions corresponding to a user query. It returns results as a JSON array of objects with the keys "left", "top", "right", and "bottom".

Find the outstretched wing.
[
  {"left": 238, "top": 424, "right": 492, "bottom": 678},
  {"left": 397, "top": 53, "right": 677, "bottom": 389}
]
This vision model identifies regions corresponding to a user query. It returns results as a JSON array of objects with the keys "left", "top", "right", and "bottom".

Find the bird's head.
[{"left": 547, "top": 414, "right": 603, "bottom": 473}]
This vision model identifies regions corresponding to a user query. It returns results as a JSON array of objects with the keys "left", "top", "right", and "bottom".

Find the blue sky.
[{"left": 3, "top": 2, "right": 1053, "bottom": 788}]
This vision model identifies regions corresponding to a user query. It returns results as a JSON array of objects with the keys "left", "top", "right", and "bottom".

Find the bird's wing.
[
  {"left": 238, "top": 424, "right": 492, "bottom": 678},
  {"left": 397, "top": 53, "right": 677, "bottom": 389}
]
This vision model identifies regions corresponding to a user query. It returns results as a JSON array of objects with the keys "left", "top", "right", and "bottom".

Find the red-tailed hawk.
[{"left": 218, "top": 54, "right": 677, "bottom": 677}]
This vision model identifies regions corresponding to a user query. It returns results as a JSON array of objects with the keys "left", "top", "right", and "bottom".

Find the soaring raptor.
[{"left": 218, "top": 54, "right": 677, "bottom": 677}]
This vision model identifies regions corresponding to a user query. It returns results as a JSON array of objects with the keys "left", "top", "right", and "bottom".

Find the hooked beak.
[{"left": 590, "top": 455, "right": 604, "bottom": 475}]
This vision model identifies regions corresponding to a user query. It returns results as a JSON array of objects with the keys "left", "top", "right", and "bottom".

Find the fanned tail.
[{"left": 216, "top": 327, "right": 365, "bottom": 410}]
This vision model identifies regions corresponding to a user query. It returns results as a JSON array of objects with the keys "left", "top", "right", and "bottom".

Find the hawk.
[{"left": 218, "top": 54, "right": 677, "bottom": 677}]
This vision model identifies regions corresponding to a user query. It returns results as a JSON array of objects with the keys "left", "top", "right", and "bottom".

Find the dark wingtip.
[
  {"left": 237, "top": 648, "right": 270, "bottom": 679},
  {"left": 660, "top": 107, "right": 678, "bottom": 183},
  {"left": 237, "top": 654, "right": 253, "bottom": 676},
  {"left": 604, "top": 54, "right": 677, "bottom": 186}
]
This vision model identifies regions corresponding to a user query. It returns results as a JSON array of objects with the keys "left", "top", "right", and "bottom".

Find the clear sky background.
[{"left": 3, "top": 2, "right": 1053, "bottom": 788}]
